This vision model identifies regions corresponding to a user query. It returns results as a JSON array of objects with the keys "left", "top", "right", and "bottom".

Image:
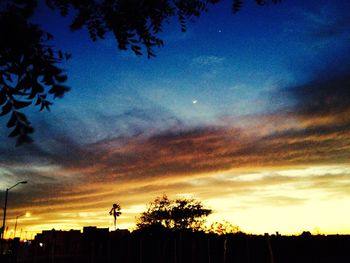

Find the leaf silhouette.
[
  {"left": 0, "top": 89, "right": 7, "bottom": 105},
  {"left": 232, "top": 0, "right": 243, "bottom": 13},
  {"left": 13, "top": 100, "right": 31, "bottom": 109},
  {"left": 0, "top": 101, "right": 12, "bottom": 116},
  {"left": 6, "top": 112, "right": 17, "bottom": 128}
]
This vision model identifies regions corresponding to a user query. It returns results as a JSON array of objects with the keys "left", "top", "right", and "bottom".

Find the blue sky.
[
  {"left": 1, "top": 0, "right": 350, "bottom": 235},
  {"left": 21, "top": 0, "right": 349, "bottom": 144}
]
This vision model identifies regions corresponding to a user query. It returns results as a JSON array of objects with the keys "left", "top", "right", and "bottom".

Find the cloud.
[
  {"left": 191, "top": 55, "right": 225, "bottom": 67},
  {"left": 2, "top": 74, "right": 350, "bottom": 188},
  {"left": 289, "top": 73, "right": 350, "bottom": 118},
  {"left": 301, "top": 7, "right": 350, "bottom": 40},
  {"left": 284, "top": 2, "right": 350, "bottom": 53},
  {"left": 2, "top": 53, "right": 350, "bottom": 232},
  {"left": 1, "top": 112, "right": 349, "bottom": 232},
  {"left": 6, "top": 108, "right": 347, "bottom": 191}
]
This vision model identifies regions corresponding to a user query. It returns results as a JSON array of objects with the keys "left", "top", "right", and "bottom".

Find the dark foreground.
[{"left": 1, "top": 227, "right": 349, "bottom": 263}]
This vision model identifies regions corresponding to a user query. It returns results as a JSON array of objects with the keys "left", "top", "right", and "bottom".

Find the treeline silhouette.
[{"left": 1, "top": 227, "right": 349, "bottom": 263}]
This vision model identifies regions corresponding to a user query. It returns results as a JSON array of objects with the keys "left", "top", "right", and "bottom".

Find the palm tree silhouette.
[{"left": 109, "top": 203, "right": 121, "bottom": 230}]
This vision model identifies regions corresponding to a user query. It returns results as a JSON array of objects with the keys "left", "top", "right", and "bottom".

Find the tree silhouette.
[
  {"left": 207, "top": 220, "right": 242, "bottom": 235},
  {"left": 0, "top": 0, "right": 281, "bottom": 145},
  {"left": 109, "top": 203, "right": 122, "bottom": 230},
  {"left": 136, "top": 195, "right": 212, "bottom": 231}
]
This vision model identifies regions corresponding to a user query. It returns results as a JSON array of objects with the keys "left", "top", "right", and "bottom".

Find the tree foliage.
[
  {"left": 0, "top": 0, "right": 70, "bottom": 145},
  {"left": 136, "top": 195, "right": 212, "bottom": 231},
  {"left": 207, "top": 220, "right": 242, "bottom": 235},
  {"left": 0, "top": 0, "right": 281, "bottom": 145}
]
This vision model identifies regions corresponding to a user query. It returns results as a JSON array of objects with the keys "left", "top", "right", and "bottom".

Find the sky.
[{"left": 1, "top": 0, "right": 350, "bottom": 238}]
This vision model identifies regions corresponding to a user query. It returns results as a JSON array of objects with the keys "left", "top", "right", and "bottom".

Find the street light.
[{"left": 1, "top": 181, "right": 27, "bottom": 240}]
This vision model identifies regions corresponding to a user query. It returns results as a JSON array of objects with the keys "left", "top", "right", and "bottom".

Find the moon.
[{"left": 192, "top": 100, "right": 197, "bottom": 104}]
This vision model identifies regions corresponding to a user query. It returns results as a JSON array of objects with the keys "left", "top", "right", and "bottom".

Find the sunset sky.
[{"left": 1, "top": 0, "right": 350, "bottom": 238}]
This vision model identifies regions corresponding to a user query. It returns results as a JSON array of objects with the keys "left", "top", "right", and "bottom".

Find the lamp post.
[{"left": 1, "top": 181, "right": 27, "bottom": 240}]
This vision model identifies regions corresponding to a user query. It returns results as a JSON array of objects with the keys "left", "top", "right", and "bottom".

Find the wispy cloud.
[
  {"left": 2, "top": 66, "right": 350, "bottom": 185},
  {"left": 303, "top": 4, "right": 350, "bottom": 40},
  {"left": 191, "top": 55, "right": 225, "bottom": 67},
  {"left": 285, "top": 2, "right": 350, "bottom": 50}
]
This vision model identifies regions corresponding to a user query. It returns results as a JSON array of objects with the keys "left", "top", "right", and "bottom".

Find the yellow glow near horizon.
[{"left": 3, "top": 164, "right": 350, "bottom": 238}]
